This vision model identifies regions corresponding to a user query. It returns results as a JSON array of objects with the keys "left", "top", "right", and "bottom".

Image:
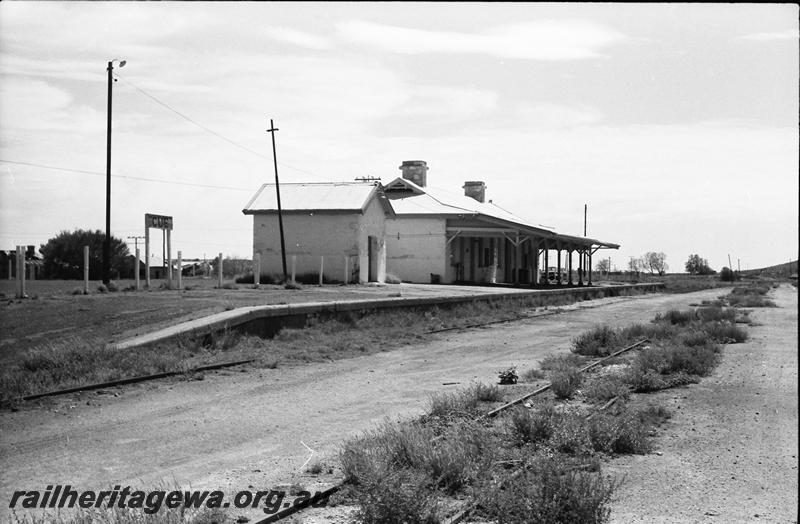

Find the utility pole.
[
  {"left": 267, "top": 118, "right": 288, "bottom": 281},
  {"left": 104, "top": 59, "right": 126, "bottom": 285},
  {"left": 127, "top": 235, "right": 145, "bottom": 251}
]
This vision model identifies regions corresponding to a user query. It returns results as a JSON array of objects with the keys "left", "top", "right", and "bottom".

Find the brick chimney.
[
  {"left": 399, "top": 160, "right": 428, "bottom": 187},
  {"left": 463, "top": 181, "right": 486, "bottom": 203}
]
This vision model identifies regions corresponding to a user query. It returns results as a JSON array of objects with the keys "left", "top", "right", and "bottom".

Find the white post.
[
  {"left": 83, "top": 245, "right": 89, "bottom": 294},
  {"left": 291, "top": 255, "right": 296, "bottom": 284},
  {"left": 135, "top": 248, "right": 140, "bottom": 290},
  {"left": 344, "top": 256, "right": 348, "bottom": 285},
  {"left": 166, "top": 229, "right": 172, "bottom": 289},
  {"left": 218, "top": 252, "right": 223, "bottom": 288},
  {"left": 145, "top": 225, "right": 151, "bottom": 289},
  {"left": 254, "top": 253, "right": 261, "bottom": 286},
  {"left": 177, "top": 250, "right": 182, "bottom": 290},
  {"left": 319, "top": 256, "right": 324, "bottom": 286}
]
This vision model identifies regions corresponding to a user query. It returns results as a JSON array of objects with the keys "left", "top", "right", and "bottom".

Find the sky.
[{"left": 1, "top": 2, "right": 797, "bottom": 272}]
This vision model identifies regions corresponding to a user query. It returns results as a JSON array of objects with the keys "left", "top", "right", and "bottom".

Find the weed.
[
  {"left": 572, "top": 325, "right": 620, "bottom": 356},
  {"left": 428, "top": 383, "right": 501, "bottom": 417},
  {"left": 550, "top": 412, "right": 593, "bottom": 455},
  {"left": 583, "top": 374, "right": 630, "bottom": 404},
  {"left": 654, "top": 309, "right": 694, "bottom": 326},
  {"left": 702, "top": 322, "right": 748, "bottom": 344},
  {"left": 477, "top": 453, "right": 616, "bottom": 524},
  {"left": 550, "top": 366, "right": 583, "bottom": 400},
  {"left": 474, "top": 382, "right": 504, "bottom": 402},
  {"left": 508, "top": 403, "right": 558, "bottom": 445},
  {"left": 589, "top": 411, "right": 651, "bottom": 455},
  {"left": 352, "top": 469, "right": 440, "bottom": 524}
]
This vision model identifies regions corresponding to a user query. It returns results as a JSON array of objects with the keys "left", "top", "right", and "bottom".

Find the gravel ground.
[{"left": 606, "top": 284, "right": 798, "bottom": 523}]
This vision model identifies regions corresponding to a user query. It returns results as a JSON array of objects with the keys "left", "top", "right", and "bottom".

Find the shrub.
[
  {"left": 521, "top": 368, "right": 546, "bottom": 382},
  {"left": 583, "top": 374, "right": 630, "bottom": 404},
  {"left": 589, "top": 411, "right": 652, "bottom": 454},
  {"left": 478, "top": 453, "right": 616, "bottom": 524},
  {"left": 96, "top": 284, "right": 108, "bottom": 294},
  {"left": 695, "top": 306, "right": 736, "bottom": 323},
  {"left": 508, "top": 403, "right": 558, "bottom": 445},
  {"left": 550, "top": 366, "right": 583, "bottom": 400},
  {"left": 702, "top": 322, "right": 748, "bottom": 343},
  {"left": 353, "top": 468, "right": 440, "bottom": 524},
  {"left": 664, "top": 344, "right": 718, "bottom": 376},
  {"left": 428, "top": 383, "right": 501, "bottom": 417},
  {"left": 572, "top": 325, "right": 620, "bottom": 356},
  {"left": 474, "top": 382, "right": 504, "bottom": 402},
  {"left": 727, "top": 294, "right": 776, "bottom": 308},
  {"left": 654, "top": 309, "right": 694, "bottom": 326},
  {"left": 549, "top": 412, "right": 593, "bottom": 455}
]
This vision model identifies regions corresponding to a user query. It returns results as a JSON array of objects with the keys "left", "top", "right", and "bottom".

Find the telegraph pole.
[
  {"left": 267, "top": 119, "right": 288, "bottom": 281},
  {"left": 127, "top": 236, "right": 145, "bottom": 251},
  {"left": 104, "top": 59, "right": 126, "bottom": 285}
]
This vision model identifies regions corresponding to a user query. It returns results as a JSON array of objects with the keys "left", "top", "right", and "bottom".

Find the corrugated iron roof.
[{"left": 243, "top": 182, "right": 379, "bottom": 213}]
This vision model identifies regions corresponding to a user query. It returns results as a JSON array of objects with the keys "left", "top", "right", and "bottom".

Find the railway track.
[{"left": 254, "top": 338, "right": 650, "bottom": 524}]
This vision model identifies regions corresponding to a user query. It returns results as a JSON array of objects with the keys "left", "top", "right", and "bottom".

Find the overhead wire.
[{"left": 114, "top": 74, "right": 334, "bottom": 182}]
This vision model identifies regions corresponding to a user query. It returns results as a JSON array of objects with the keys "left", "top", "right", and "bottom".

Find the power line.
[
  {"left": 115, "top": 74, "right": 332, "bottom": 182},
  {"left": 0, "top": 159, "right": 253, "bottom": 191}
]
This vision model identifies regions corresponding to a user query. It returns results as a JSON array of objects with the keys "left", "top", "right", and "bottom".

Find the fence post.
[
  {"left": 135, "top": 248, "right": 140, "bottom": 291},
  {"left": 254, "top": 253, "right": 261, "bottom": 286},
  {"left": 15, "top": 246, "right": 25, "bottom": 298},
  {"left": 319, "top": 256, "right": 324, "bottom": 286},
  {"left": 166, "top": 229, "right": 172, "bottom": 289},
  {"left": 344, "top": 256, "right": 348, "bottom": 285},
  {"left": 7, "top": 258, "right": 11, "bottom": 280},
  {"left": 83, "top": 245, "right": 89, "bottom": 294},
  {"left": 177, "top": 251, "right": 182, "bottom": 290},
  {"left": 291, "top": 255, "right": 296, "bottom": 284},
  {"left": 218, "top": 252, "right": 223, "bottom": 288}
]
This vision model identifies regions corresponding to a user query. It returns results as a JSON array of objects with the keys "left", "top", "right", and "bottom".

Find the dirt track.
[{"left": 1, "top": 286, "right": 796, "bottom": 523}]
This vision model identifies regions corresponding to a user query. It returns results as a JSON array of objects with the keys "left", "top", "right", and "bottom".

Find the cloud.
[
  {"left": 266, "top": 27, "right": 331, "bottom": 50},
  {"left": 513, "top": 103, "right": 603, "bottom": 128},
  {"left": 738, "top": 29, "right": 798, "bottom": 41},
  {"left": 337, "top": 19, "right": 630, "bottom": 60},
  {"left": 0, "top": 78, "right": 74, "bottom": 131}
]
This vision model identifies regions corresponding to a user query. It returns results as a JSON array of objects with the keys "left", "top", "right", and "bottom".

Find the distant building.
[{"left": 243, "top": 160, "right": 618, "bottom": 285}]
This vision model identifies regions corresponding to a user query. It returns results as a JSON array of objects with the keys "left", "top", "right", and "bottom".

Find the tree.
[
  {"left": 40, "top": 229, "right": 130, "bottom": 280},
  {"left": 644, "top": 252, "right": 668, "bottom": 276},
  {"left": 595, "top": 259, "right": 611, "bottom": 274},
  {"left": 627, "top": 257, "right": 641, "bottom": 275},
  {"left": 685, "top": 254, "right": 714, "bottom": 275}
]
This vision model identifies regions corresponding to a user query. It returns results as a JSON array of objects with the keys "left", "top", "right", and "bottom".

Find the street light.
[{"left": 104, "top": 58, "right": 125, "bottom": 285}]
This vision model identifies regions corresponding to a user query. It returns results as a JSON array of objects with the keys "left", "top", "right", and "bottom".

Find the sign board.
[{"left": 145, "top": 213, "right": 173, "bottom": 230}]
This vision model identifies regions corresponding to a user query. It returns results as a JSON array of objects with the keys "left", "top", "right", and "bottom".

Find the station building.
[{"left": 242, "top": 160, "right": 618, "bottom": 285}]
